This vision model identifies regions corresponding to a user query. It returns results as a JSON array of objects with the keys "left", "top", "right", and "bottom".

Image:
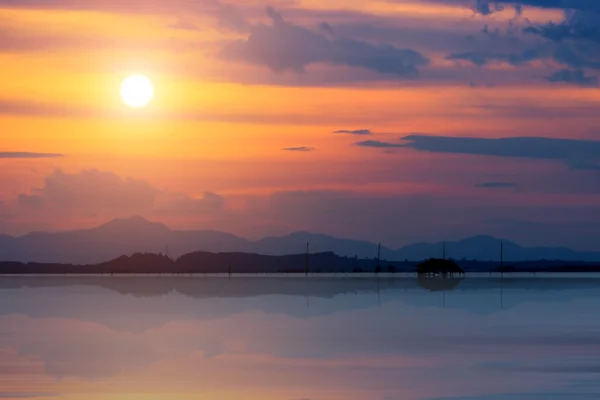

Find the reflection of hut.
[
  {"left": 418, "top": 276, "right": 463, "bottom": 292},
  {"left": 417, "top": 258, "right": 464, "bottom": 276}
]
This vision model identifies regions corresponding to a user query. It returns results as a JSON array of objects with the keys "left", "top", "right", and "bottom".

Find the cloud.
[
  {"left": 522, "top": 9, "right": 600, "bottom": 71},
  {"left": 354, "top": 140, "right": 403, "bottom": 148},
  {"left": 0, "top": 394, "right": 58, "bottom": 399},
  {"left": 473, "top": 0, "right": 504, "bottom": 15},
  {"left": 17, "top": 169, "right": 224, "bottom": 216},
  {"left": 513, "top": 0, "right": 600, "bottom": 12},
  {"left": 0, "top": 24, "right": 194, "bottom": 54},
  {"left": 0, "top": 0, "right": 251, "bottom": 31},
  {"left": 333, "top": 129, "right": 372, "bottom": 135},
  {"left": 442, "top": 0, "right": 600, "bottom": 14},
  {"left": 282, "top": 147, "right": 315, "bottom": 152},
  {"left": 356, "top": 135, "right": 600, "bottom": 170},
  {"left": 169, "top": 18, "right": 200, "bottom": 31},
  {"left": 547, "top": 68, "right": 598, "bottom": 86},
  {"left": 319, "top": 22, "right": 334, "bottom": 37},
  {"left": 162, "top": 191, "right": 225, "bottom": 214},
  {"left": 426, "top": 393, "right": 600, "bottom": 400},
  {"left": 0, "top": 152, "right": 63, "bottom": 159},
  {"left": 446, "top": 48, "right": 543, "bottom": 67},
  {"left": 440, "top": 3, "right": 600, "bottom": 85},
  {"left": 221, "top": 7, "right": 429, "bottom": 77},
  {"left": 474, "top": 182, "right": 518, "bottom": 188},
  {"left": 525, "top": 10, "right": 600, "bottom": 44},
  {"left": 18, "top": 169, "right": 159, "bottom": 213}
]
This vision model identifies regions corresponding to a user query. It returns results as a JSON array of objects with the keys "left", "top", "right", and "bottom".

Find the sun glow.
[{"left": 120, "top": 74, "right": 154, "bottom": 108}]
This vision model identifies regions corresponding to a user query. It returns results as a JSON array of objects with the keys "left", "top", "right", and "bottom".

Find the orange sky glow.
[{"left": 1, "top": 0, "right": 600, "bottom": 249}]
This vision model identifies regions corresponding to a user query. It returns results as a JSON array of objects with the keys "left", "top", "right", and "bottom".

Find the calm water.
[{"left": 1, "top": 275, "right": 599, "bottom": 400}]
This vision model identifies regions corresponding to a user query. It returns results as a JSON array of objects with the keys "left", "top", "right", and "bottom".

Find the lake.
[{"left": 0, "top": 275, "right": 599, "bottom": 400}]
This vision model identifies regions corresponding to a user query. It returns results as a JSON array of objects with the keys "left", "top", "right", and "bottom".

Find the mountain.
[
  {"left": 0, "top": 216, "right": 599, "bottom": 264},
  {"left": 252, "top": 231, "right": 393, "bottom": 259},
  {"left": 403, "top": 235, "right": 600, "bottom": 263}
]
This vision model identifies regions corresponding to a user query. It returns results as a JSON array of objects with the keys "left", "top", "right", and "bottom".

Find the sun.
[{"left": 120, "top": 74, "right": 154, "bottom": 108}]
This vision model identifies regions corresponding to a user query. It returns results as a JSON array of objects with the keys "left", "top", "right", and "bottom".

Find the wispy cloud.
[
  {"left": 282, "top": 147, "right": 315, "bottom": 152},
  {"left": 474, "top": 182, "right": 517, "bottom": 188},
  {"left": 0, "top": 152, "right": 63, "bottom": 159},
  {"left": 446, "top": 48, "right": 543, "bottom": 67},
  {"left": 354, "top": 140, "right": 402, "bottom": 148},
  {"left": 333, "top": 129, "right": 372, "bottom": 135}
]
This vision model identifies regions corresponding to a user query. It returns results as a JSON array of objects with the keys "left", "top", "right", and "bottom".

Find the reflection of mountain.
[
  {"left": 2, "top": 277, "right": 600, "bottom": 333},
  {"left": 2, "top": 276, "right": 600, "bottom": 298},
  {"left": 2, "top": 216, "right": 600, "bottom": 263},
  {"left": 0, "top": 276, "right": 413, "bottom": 298}
]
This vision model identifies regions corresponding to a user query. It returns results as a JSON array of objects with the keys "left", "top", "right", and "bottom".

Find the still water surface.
[{"left": 0, "top": 275, "right": 599, "bottom": 400}]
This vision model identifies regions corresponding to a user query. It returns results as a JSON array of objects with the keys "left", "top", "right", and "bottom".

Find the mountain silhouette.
[{"left": 0, "top": 216, "right": 599, "bottom": 264}]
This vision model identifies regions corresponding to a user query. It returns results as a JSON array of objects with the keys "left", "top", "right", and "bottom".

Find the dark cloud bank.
[{"left": 356, "top": 135, "right": 600, "bottom": 170}]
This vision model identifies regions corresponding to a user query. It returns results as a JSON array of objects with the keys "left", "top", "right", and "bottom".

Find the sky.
[{"left": 1, "top": 0, "right": 600, "bottom": 250}]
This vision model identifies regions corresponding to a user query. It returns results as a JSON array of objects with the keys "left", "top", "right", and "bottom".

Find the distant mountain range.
[{"left": 1, "top": 216, "right": 599, "bottom": 264}]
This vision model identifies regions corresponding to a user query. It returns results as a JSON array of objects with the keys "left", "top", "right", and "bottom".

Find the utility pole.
[
  {"left": 500, "top": 241, "right": 504, "bottom": 277},
  {"left": 305, "top": 242, "right": 309, "bottom": 276},
  {"left": 376, "top": 243, "right": 381, "bottom": 274}
]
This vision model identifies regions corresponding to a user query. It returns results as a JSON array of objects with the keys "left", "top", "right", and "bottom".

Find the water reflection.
[{"left": 0, "top": 276, "right": 599, "bottom": 399}]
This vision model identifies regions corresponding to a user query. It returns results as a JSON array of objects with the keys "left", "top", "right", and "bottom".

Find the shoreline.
[{"left": 2, "top": 272, "right": 600, "bottom": 278}]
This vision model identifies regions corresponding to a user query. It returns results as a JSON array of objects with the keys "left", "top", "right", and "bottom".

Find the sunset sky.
[{"left": 1, "top": 0, "right": 600, "bottom": 249}]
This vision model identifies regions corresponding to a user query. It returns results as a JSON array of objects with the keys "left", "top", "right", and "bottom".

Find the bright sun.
[{"left": 120, "top": 74, "right": 154, "bottom": 108}]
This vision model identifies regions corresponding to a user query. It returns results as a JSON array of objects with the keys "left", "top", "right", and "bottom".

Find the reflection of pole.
[
  {"left": 500, "top": 278, "right": 504, "bottom": 310},
  {"left": 305, "top": 275, "right": 309, "bottom": 307},
  {"left": 376, "top": 279, "right": 381, "bottom": 307},
  {"left": 443, "top": 290, "right": 446, "bottom": 307}
]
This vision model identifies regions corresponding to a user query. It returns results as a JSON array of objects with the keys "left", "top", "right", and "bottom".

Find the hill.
[
  {"left": 0, "top": 251, "right": 385, "bottom": 274},
  {"left": 1, "top": 251, "right": 599, "bottom": 275}
]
